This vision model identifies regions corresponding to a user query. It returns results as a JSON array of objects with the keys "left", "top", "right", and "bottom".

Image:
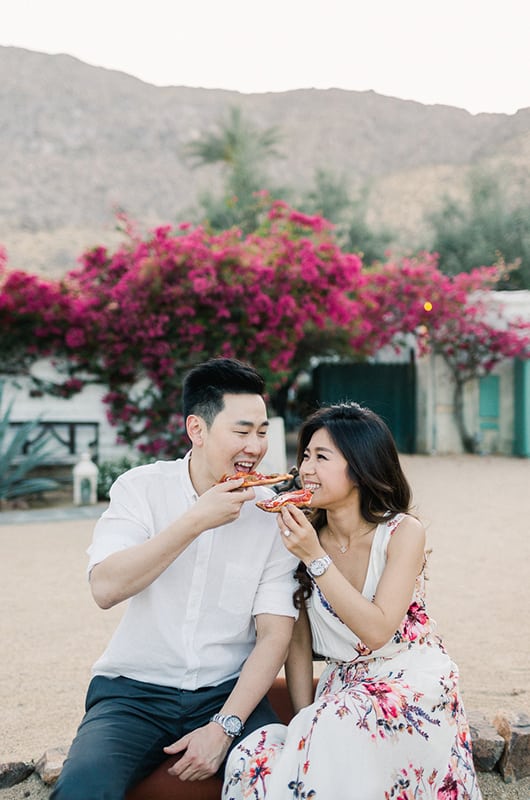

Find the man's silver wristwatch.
[
  {"left": 307, "top": 554, "right": 333, "bottom": 578},
  {"left": 210, "top": 712, "right": 244, "bottom": 738}
]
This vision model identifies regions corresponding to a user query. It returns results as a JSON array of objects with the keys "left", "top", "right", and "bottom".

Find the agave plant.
[{"left": 0, "top": 381, "right": 60, "bottom": 501}]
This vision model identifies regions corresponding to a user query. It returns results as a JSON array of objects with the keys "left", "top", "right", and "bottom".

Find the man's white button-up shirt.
[{"left": 88, "top": 453, "right": 298, "bottom": 689}]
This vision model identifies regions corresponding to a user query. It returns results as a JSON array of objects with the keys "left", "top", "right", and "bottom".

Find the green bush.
[
  {"left": 426, "top": 169, "right": 530, "bottom": 289},
  {"left": 97, "top": 456, "right": 150, "bottom": 500},
  {"left": 0, "top": 381, "right": 60, "bottom": 502}
]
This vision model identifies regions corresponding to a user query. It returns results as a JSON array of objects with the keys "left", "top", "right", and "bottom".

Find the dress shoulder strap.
[{"left": 387, "top": 512, "right": 407, "bottom": 536}]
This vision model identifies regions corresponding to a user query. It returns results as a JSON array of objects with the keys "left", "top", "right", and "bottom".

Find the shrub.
[
  {"left": 97, "top": 456, "right": 151, "bottom": 500},
  {"left": 0, "top": 381, "right": 60, "bottom": 502}
]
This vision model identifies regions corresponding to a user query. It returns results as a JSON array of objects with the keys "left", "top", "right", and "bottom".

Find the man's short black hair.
[{"left": 182, "top": 358, "right": 266, "bottom": 426}]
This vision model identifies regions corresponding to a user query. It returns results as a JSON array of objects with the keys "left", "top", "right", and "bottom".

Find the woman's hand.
[{"left": 277, "top": 504, "right": 325, "bottom": 563}]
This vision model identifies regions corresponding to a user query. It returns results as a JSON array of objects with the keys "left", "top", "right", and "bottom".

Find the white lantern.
[{"left": 73, "top": 452, "right": 99, "bottom": 505}]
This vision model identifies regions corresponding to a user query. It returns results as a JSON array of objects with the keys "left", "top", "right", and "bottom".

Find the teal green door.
[
  {"left": 311, "top": 361, "right": 416, "bottom": 453},
  {"left": 514, "top": 359, "right": 530, "bottom": 457},
  {"left": 479, "top": 374, "right": 500, "bottom": 434}
]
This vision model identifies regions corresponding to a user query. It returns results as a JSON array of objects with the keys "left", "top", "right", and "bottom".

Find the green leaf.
[{"left": 0, "top": 380, "right": 60, "bottom": 501}]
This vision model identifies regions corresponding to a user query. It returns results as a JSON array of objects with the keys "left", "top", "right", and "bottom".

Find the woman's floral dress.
[{"left": 223, "top": 514, "right": 482, "bottom": 799}]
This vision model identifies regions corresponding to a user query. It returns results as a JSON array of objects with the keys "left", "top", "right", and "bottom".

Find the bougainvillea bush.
[
  {"left": 1, "top": 202, "right": 529, "bottom": 456},
  {"left": 0, "top": 204, "right": 366, "bottom": 455}
]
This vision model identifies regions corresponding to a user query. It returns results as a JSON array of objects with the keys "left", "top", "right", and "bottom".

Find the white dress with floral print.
[{"left": 223, "top": 514, "right": 482, "bottom": 800}]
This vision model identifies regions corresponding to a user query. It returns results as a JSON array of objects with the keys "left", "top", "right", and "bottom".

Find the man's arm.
[
  {"left": 164, "top": 612, "right": 295, "bottom": 781},
  {"left": 90, "top": 479, "right": 255, "bottom": 609}
]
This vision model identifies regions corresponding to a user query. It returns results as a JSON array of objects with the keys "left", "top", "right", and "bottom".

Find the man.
[{"left": 52, "top": 358, "right": 298, "bottom": 799}]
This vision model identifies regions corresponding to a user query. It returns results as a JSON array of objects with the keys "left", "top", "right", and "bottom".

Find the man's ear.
[{"left": 186, "top": 414, "right": 206, "bottom": 446}]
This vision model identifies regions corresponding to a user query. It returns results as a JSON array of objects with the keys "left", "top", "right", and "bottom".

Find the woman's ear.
[{"left": 186, "top": 414, "right": 206, "bottom": 446}]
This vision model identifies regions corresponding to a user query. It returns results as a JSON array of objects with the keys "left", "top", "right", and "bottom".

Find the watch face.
[
  {"left": 308, "top": 556, "right": 331, "bottom": 577},
  {"left": 225, "top": 715, "right": 243, "bottom": 735}
]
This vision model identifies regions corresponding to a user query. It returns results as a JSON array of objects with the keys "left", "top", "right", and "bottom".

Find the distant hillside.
[{"left": 1, "top": 45, "right": 529, "bottom": 276}]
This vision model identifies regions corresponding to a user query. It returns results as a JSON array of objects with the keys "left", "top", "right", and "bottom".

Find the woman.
[{"left": 223, "top": 402, "right": 482, "bottom": 799}]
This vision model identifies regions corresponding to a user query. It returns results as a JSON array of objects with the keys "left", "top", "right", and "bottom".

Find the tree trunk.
[{"left": 453, "top": 378, "right": 477, "bottom": 453}]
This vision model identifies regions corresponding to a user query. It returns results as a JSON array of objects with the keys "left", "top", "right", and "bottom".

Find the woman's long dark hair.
[{"left": 294, "top": 402, "right": 412, "bottom": 608}]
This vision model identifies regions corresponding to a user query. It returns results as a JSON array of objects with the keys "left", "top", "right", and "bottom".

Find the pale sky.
[{"left": 2, "top": 0, "right": 530, "bottom": 115}]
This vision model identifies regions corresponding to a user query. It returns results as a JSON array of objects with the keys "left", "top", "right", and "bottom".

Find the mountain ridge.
[{"left": 1, "top": 45, "right": 529, "bottom": 275}]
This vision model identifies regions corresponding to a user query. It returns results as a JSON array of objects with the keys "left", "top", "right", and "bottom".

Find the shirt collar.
[{"left": 181, "top": 450, "right": 199, "bottom": 502}]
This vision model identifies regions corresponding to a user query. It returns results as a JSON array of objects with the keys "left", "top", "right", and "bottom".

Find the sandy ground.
[{"left": 1, "top": 454, "right": 529, "bottom": 799}]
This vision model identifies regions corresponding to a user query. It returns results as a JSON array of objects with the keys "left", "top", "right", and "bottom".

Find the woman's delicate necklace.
[
  {"left": 330, "top": 530, "right": 349, "bottom": 554},
  {"left": 327, "top": 524, "right": 377, "bottom": 554}
]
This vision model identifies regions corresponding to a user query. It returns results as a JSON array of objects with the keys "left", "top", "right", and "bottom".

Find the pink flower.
[
  {"left": 437, "top": 774, "right": 459, "bottom": 799},
  {"left": 400, "top": 601, "right": 429, "bottom": 641},
  {"left": 365, "top": 681, "right": 402, "bottom": 719}
]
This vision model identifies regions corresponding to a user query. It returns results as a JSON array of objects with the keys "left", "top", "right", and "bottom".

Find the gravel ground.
[{"left": 1, "top": 769, "right": 529, "bottom": 800}]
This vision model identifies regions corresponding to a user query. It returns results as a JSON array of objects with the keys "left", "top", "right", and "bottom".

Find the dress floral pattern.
[{"left": 223, "top": 514, "right": 482, "bottom": 799}]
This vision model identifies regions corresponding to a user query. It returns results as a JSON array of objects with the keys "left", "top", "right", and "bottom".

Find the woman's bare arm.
[{"left": 285, "top": 605, "right": 315, "bottom": 713}]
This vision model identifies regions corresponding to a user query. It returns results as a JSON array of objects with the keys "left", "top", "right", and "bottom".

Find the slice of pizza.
[
  {"left": 218, "top": 470, "right": 292, "bottom": 488},
  {"left": 256, "top": 488, "right": 313, "bottom": 512}
]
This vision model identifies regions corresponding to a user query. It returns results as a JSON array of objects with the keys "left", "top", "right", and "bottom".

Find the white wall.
[
  {"left": 416, "top": 353, "right": 516, "bottom": 455},
  {"left": 415, "top": 290, "right": 530, "bottom": 455},
  {"left": 1, "top": 361, "right": 133, "bottom": 463},
  {"left": 259, "top": 416, "right": 287, "bottom": 475}
]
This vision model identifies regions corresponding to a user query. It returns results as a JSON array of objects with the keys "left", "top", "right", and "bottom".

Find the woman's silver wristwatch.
[{"left": 307, "top": 554, "right": 332, "bottom": 578}]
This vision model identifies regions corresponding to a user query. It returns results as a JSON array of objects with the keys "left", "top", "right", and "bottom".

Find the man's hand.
[
  {"left": 163, "top": 722, "right": 232, "bottom": 781},
  {"left": 190, "top": 480, "right": 256, "bottom": 531}
]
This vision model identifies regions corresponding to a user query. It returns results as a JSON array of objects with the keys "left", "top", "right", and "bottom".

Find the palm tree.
[
  {"left": 185, "top": 106, "right": 283, "bottom": 233},
  {"left": 185, "top": 106, "right": 282, "bottom": 170}
]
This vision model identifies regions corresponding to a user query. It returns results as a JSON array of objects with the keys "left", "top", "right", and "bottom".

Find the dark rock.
[
  {"left": 0, "top": 762, "right": 35, "bottom": 789},
  {"left": 493, "top": 710, "right": 530, "bottom": 782},
  {"left": 468, "top": 709, "right": 505, "bottom": 772}
]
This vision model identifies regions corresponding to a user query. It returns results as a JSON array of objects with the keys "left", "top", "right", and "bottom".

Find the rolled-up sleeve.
[
  {"left": 252, "top": 534, "right": 299, "bottom": 619},
  {"left": 87, "top": 474, "right": 151, "bottom": 575}
]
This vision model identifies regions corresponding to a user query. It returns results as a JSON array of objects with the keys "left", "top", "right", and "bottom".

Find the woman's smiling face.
[{"left": 299, "top": 427, "right": 356, "bottom": 507}]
